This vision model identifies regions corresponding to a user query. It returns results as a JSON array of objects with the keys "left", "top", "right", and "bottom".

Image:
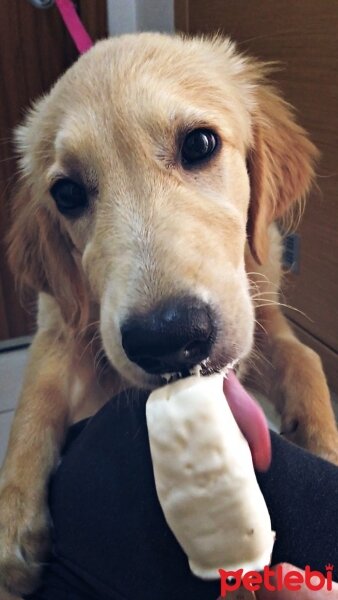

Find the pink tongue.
[{"left": 223, "top": 371, "right": 271, "bottom": 471}]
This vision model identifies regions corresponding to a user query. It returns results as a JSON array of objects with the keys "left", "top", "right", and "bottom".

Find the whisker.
[
  {"left": 254, "top": 300, "right": 311, "bottom": 320},
  {"left": 75, "top": 320, "right": 100, "bottom": 341},
  {"left": 251, "top": 291, "right": 280, "bottom": 299},
  {"left": 246, "top": 271, "right": 270, "bottom": 281},
  {"left": 254, "top": 318, "right": 268, "bottom": 336},
  {"left": 78, "top": 330, "right": 101, "bottom": 361}
]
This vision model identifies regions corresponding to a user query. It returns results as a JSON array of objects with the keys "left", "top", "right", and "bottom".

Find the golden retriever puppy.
[{"left": 1, "top": 33, "right": 337, "bottom": 595}]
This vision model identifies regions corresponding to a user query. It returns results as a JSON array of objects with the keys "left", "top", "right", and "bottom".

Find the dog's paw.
[
  {"left": 0, "top": 480, "right": 50, "bottom": 595},
  {"left": 317, "top": 444, "right": 338, "bottom": 466},
  {"left": 281, "top": 411, "right": 338, "bottom": 466}
]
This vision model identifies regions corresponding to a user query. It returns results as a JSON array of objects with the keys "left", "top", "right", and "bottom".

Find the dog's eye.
[
  {"left": 50, "top": 178, "right": 88, "bottom": 217},
  {"left": 181, "top": 129, "right": 218, "bottom": 166}
]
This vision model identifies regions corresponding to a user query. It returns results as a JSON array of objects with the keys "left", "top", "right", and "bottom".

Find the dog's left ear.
[
  {"left": 247, "top": 85, "right": 319, "bottom": 264},
  {"left": 7, "top": 181, "right": 90, "bottom": 330}
]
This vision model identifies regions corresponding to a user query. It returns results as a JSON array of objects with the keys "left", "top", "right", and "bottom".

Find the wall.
[{"left": 107, "top": 0, "right": 174, "bottom": 35}]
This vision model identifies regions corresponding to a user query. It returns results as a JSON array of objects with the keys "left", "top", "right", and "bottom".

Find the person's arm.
[{"left": 25, "top": 390, "right": 338, "bottom": 600}]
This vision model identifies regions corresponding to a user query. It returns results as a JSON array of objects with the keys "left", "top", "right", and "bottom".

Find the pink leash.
[{"left": 55, "top": 0, "right": 93, "bottom": 54}]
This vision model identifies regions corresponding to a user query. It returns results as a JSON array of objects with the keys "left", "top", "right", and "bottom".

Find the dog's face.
[{"left": 8, "top": 34, "right": 317, "bottom": 388}]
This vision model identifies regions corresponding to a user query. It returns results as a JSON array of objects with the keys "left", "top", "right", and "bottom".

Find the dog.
[{"left": 1, "top": 33, "right": 337, "bottom": 595}]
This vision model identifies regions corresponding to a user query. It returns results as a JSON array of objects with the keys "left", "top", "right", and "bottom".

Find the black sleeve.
[{"left": 25, "top": 390, "right": 338, "bottom": 600}]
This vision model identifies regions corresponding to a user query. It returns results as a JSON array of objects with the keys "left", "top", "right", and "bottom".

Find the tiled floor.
[
  {"left": 0, "top": 348, "right": 28, "bottom": 468},
  {"left": 0, "top": 348, "right": 28, "bottom": 600}
]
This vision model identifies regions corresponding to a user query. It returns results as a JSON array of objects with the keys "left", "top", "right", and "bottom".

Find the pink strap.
[{"left": 55, "top": 0, "right": 93, "bottom": 54}]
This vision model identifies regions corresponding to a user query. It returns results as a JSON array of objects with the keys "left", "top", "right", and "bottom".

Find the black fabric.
[{"left": 25, "top": 390, "right": 338, "bottom": 600}]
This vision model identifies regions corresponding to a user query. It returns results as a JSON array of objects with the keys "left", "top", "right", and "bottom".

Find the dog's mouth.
[
  {"left": 159, "top": 361, "right": 271, "bottom": 472},
  {"left": 159, "top": 357, "right": 238, "bottom": 385}
]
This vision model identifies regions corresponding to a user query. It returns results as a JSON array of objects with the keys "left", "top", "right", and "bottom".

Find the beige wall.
[{"left": 107, "top": 0, "right": 174, "bottom": 36}]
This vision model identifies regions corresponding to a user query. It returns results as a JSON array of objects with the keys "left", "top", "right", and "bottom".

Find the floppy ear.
[
  {"left": 247, "top": 85, "right": 319, "bottom": 264},
  {"left": 7, "top": 182, "right": 89, "bottom": 330}
]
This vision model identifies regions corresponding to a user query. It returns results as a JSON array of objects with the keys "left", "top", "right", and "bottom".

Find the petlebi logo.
[{"left": 219, "top": 564, "right": 335, "bottom": 597}]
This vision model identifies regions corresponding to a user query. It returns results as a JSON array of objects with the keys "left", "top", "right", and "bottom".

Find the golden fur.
[{"left": 1, "top": 33, "right": 337, "bottom": 595}]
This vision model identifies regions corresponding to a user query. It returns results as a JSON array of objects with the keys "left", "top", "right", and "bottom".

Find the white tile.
[
  {"left": 0, "top": 349, "right": 28, "bottom": 412},
  {"left": 248, "top": 387, "right": 281, "bottom": 433},
  {"left": 0, "top": 410, "right": 15, "bottom": 468}
]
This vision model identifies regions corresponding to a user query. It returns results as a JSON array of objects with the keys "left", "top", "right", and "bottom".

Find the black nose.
[{"left": 121, "top": 297, "right": 216, "bottom": 374}]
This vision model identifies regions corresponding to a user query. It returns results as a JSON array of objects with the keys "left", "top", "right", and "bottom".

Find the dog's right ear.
[
  {"left": 7, "top": 180, "right": 89, "bottom": 330},
  {"left": 246, "top": 85, "right": 319, "bottom": 265}
]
